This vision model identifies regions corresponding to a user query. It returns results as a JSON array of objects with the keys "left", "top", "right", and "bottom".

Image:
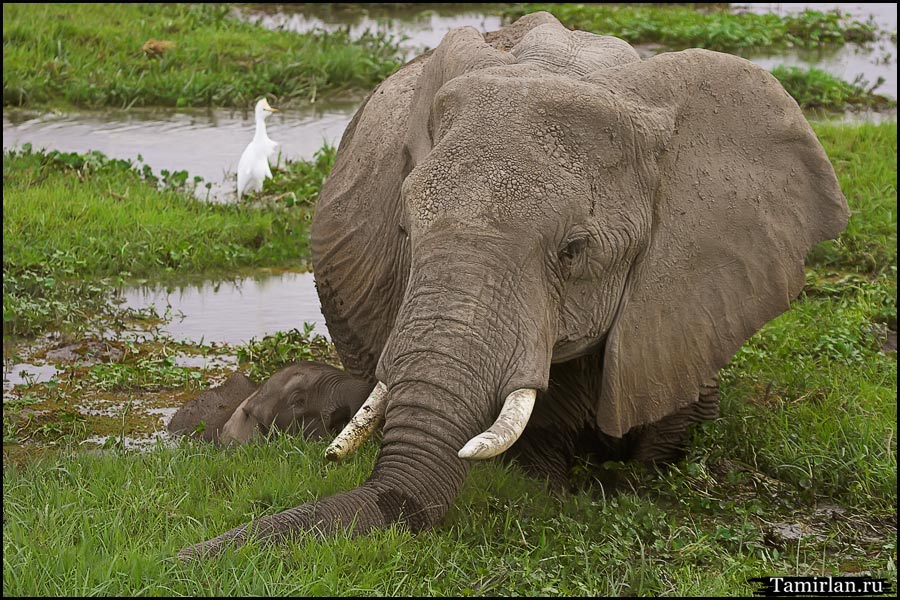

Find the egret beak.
[{"left": 267, "top": 107, "right": 280, "bottom": 113}]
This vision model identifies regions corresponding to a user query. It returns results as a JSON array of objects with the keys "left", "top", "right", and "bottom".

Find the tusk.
[
  {"left": 458, "top": 388, "right": 536, "bottom": 460},
  {"left": 325, "top": 382, "right": 387, "bottom": 461}
]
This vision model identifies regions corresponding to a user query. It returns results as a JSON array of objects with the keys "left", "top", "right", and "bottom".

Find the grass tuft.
[
  {"left": 2, "top": 3, "right": 403, "bottom": 109},
  {"left": 773, "top": 66, "right": 894, "bottom": 111},
  {"left": 503, "top": 4, "right": 879, "bottom": 52}
]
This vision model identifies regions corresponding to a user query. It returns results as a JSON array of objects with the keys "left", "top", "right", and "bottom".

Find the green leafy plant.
[
  {"left": 502, "top": 5, "right": 878, "bottom": 52},
  {"left": 237, "top": 324, "right": 339, "bottom": 381}
]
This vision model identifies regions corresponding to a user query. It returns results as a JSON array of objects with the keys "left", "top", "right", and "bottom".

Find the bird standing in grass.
[{"left": 237, "top": 97, "right": 279, "bottom": 200}]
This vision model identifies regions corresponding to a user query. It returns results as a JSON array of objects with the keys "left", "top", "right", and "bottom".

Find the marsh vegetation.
[{"left": 2, "top": 3, "right": 402, "bottom": 109}]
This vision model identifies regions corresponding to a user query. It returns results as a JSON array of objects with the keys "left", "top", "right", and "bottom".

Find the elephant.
[
  {"left": 178, "top": 11, "right": 848, "bottom": 559},
  {"left": 168, "top": 364, "right": 372, "bottom": 443},
  {"left": 168, "top": 372, "right": 258, "bottom": 442}
]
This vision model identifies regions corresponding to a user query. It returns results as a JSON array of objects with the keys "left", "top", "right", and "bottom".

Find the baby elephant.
[{"left": 168, "top": 362, "right": 372, "bottom": 444}]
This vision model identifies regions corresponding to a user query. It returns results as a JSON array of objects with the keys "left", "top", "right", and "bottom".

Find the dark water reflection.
[{"left": 120, "top": 271, "right": 329, "bottom": 345}]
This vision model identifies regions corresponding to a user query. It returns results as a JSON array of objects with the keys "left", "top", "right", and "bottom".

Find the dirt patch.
[
  {"left": 44, "top": 340, "right": 125, "bottom": 365},
  {"left": 880, "top": 329, "right": 897, "bottom": 353}
]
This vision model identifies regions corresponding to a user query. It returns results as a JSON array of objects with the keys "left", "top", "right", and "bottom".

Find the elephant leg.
[
  {"left": 505, "top": 357, "right": 719, "bottom": 487},
  {"left": 504, "top": 418, "right": 575, "bottom": 491},
  {"left": 625, "top": 378, "right": 720, "bottom": 464}
]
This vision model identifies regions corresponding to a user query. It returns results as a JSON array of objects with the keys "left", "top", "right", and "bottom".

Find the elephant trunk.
[
  {"left": 178, "top": 378, "right": 474, "bottom": 559},
  {"left": 179, "top": 235, "right": 554, "bottom": 559}
]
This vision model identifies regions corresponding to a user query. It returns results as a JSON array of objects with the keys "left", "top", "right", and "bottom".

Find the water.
[
  {"left": 735, "top": 2, "right": 896, "bottom": 28},
  {"left": 238, "top": 4, "right": 504, "bottom": 59},
  {"left": 3, "top": 272, "right": 326, "bottom": 392},
  {"left": 734, "top": 3, "right": 897, "bottom": 100},
  {"left": 120, "top": 271, "right": 329, "bottom": 345},
  {"left": 2, "top": 102, "right": 357, "bottom": 202},
  {"left": 2, "top": 361, "right": 59, "bottom": 393}
]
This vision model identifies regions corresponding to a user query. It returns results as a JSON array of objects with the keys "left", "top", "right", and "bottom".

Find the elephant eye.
[
  {"left": 561, "top": 237, "right": 587, "bottom": 258},
  {"left": 398, "top": 223, "right": 409, "bottom": 239},
  {"left": 559, "top": 236, "right": 588, "bottom": 279}
]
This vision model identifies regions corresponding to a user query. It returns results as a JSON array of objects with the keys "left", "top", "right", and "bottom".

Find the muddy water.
[
  {"left": 2, "top": 102, "right": 358, "bottom": 202},
  {"left": 735, "top": 3, "right": 898, "bottom": 100},
  {"left": 120, "top": 271, "right": 329, "bottom": 345},
  {"left": 238, "top": 4, "right": 504, "bottom": 59}
]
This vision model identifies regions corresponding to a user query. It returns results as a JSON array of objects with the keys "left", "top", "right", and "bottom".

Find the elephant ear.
[{"left": 586, "top": 50, "right": 849, "bottom": 438}]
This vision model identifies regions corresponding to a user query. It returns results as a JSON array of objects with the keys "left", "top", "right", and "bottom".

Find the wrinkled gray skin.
[
  {"left": 179, "top": 12, "right": 848, "bottom": 558},
  {"left": 169, "top": 364, "right": 371, "bottom": 443},
  {"left": 218, "top": 362, "right": 371, "bottom": 443},
  {"left": 168, "top": 372, "right": 258, "bottom": 442}
]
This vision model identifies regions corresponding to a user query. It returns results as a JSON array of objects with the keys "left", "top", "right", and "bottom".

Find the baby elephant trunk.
[{"left": 179, "top": 379, "right": 473, "bottom": 559}]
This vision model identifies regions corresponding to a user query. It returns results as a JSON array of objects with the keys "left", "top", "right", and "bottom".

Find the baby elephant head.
[{"left": 219, "top": 362, "right": 369, "bottom": 444}]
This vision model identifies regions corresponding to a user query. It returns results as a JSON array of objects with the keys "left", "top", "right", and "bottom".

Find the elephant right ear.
[{"left": 586, "top": 50, "right": 849, "bottom": 438}]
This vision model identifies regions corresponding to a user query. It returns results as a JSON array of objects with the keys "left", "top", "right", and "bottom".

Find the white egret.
[{"left": 237, "top": 97, "right": 279, "bottom": 200}]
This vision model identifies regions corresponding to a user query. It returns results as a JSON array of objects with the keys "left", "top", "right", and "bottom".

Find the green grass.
[
  {"left": 2, "top": 3, "right": 403, "bottom": 109},
  {"left": 2, "top": 145, "right": 335, "bottom": 336},
  {"left": 808, "top": 122, "right": 898, "bottom": 274},
  {"left": 773, "top": 66, "right": 894, "bottom": 112},
  {"left": 2, "top": 431, "right": 894, "bottom": 596},
  {"left": 503, "top": 4, "right": 879, "bottom": 52},
  {"left": 3, "top": 121, "right": 896, "bottom": 595},
  {"left": 237, "top": 324, "right": 341, "bottom": 382}
]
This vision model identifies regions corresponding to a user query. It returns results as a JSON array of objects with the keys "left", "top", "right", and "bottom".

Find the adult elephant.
[{"left": 180, "top": 11, "right": 848, "bottom": 558}]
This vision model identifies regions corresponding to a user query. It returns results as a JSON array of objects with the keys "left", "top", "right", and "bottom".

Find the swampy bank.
[{"left": 3, "top": 3, "right": 897, "bottom": 596}]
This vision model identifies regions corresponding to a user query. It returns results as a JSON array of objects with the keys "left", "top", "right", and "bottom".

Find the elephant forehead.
[
  {"left": 404, "top": 139, "right": 580, "bottom": 229},
  {"left": 404, "top": 72, "right": 633, "bottom": 230}
]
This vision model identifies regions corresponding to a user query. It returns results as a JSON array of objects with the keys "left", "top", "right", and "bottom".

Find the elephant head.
[
  {"left": 180, "top": 13, "right": 848, "bottom": 558},
  {"left": 216, "top": 362, "right": 372, "bottom": 444}
]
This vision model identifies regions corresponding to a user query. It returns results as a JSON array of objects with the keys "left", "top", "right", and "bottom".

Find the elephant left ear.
[{"left": 586, "top": 49, "right": 849, "bottom": 438}]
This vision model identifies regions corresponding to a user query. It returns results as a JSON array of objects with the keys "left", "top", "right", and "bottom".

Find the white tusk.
[
  {"left": 458, "top": 388, "right": 536, "bottom": 460},
  {"left": 325, "top": 382, "right": 388, "bottom": 461}
]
